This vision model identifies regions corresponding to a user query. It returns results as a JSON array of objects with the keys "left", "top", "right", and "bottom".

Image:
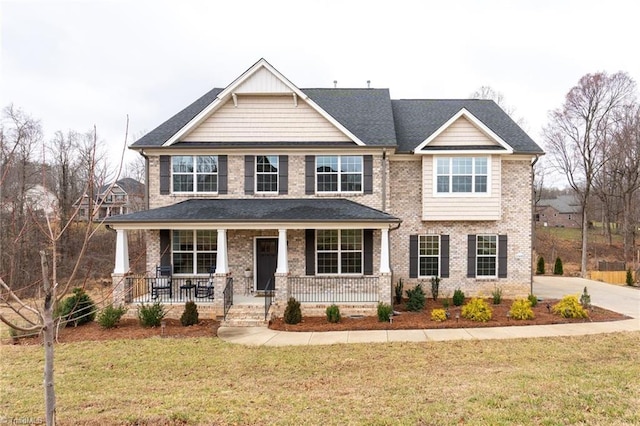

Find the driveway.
[{"left": 533, "top": 276, "right": 640, "bottom": 319}]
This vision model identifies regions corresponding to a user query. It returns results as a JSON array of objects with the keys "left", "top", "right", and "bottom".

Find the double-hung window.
[
  {"left": 418, "top": 235, "right": 440, "bottom": 277},
  {"left": 436, "top": 157, "right": 488, "bottom": 194},
  {"left": 316, "top": 156, "right": 363, "bottom": 193},
  {"left": 256, "top": 155, "right": 279, "bottom": 193},
  {"left": 476, "top": 235, "right": 497, "bottom": 277},
  {"left": 172, "top": 155, "right": 218, "bottom": 193},
  {"left": 316, "top": 229, "right": 362, "bottom": 274},
  {"left": 172, "top": 230, "right": 217, "bottom": 274}
]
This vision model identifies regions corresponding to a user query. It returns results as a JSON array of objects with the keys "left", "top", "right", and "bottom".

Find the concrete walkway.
[{"left": 217, "top": 277, "right": 640, "bottom": 346}]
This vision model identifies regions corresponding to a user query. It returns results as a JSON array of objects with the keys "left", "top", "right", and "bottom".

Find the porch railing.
[
  {"left": 223, "top": 276, "right": 233, "bottom": 320},
  {"left": 124, "top": 275, "right": 215, "bottom": 304},
  {"left": 264, "top": 278, "right": 274, "bottom": 320},
  {"left": 288, "top": 276, "right": 380, "bottom": 303}
]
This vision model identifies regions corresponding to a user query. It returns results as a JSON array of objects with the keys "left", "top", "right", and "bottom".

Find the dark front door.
[{"left": 256, "top": 238, "right": 278, "bottom": 292}]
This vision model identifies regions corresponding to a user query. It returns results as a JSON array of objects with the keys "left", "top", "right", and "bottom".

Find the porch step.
[{"left": 222, "top": 304, "right": 270, "bottom": 327}]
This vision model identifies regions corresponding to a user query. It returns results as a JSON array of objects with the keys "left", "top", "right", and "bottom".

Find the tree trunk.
[
  {"left": 40, "top": 250, "right": 56, "bottom": 426},
  {"left": 581, "top": 210, "right": 589, "bottom": 277}
]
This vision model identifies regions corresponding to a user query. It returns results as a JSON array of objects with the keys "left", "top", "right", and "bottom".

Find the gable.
[{"left": 428, "top": 116, "right": 500, "bottom": 148}]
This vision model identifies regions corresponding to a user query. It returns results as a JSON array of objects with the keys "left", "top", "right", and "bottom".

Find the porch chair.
[
  {"left": 151, "top": 265, "right": 173, "bottom": 299},
  {"left": 196, "top": 265, "right": 215, "bottom": 299}
]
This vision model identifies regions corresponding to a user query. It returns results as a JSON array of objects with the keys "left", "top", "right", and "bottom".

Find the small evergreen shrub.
[
  {"left": 58, "top": 288, "right": 97, "bottom": 327},
  {"left": 97, "top": 305, "right": 127, "bottom": 329},
  {"left": 430, "top": 276, "right": 441, "bottom": 301},
  {"left": 553, "top": 257, "right": 564, "bottom": 275},
  {"left": 452, "top": 288, "right": 465, "bottom": 306},
  {"left": 626, "top": 268, "right": 634, "bottom": 286},
  {"left": 491, "top": 286, "right": 503, "bottom": 305},
  {"left": 325, "top": 304, "right": 341, "bottom": 323},
  {"left": 430, "top": 308, "right": 447, "bottom": 322},
  {"left": 284, "top": 297, "right": 302, "bottom": 325},
  {"left": 394, "top": 279, "right": 404, "bottom": 304},
  {"left": 180, "top": 301, "right": 199, "bottom": 326},
  {"left": 442, "top": 297, "right": 450, "bottom": 309},
  {"left": 377, "top": 302, "right": 393, "bottom": 322},
  {"left": 405, "top": 283, "right": 426, "bottom": 311},
  {"left": 536, "top": 256, "right": 545, "bottom": 275},
  {"left": 527, "top": 294, "right": 538, "bottom": 307},
  {"left": 461, "top": 298, "right": 493, "bottom": 322},
  {"left": 579, "top": 287, "right": 591, "bottom": 309},
  {"left": 552, "top": 295, "right": 588, "bottom": 319},
  {"left": 138, "top": 302, "right": 166, "bottom": 327},
  {"left": 509, "top": 299, "right": 535, "bottom": 320}
]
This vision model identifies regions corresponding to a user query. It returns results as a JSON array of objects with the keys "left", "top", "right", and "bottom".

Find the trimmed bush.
[
  {"left": 509, "top": 299, "right": 535, "bottom": 320},
  {"left": 452, "top": 288, "right": 465, "bottom": 306},
  {"left": 97, "top": 305, "right": 127, "bottom": 329},
  {"left": 377, "top": 302, "right": 393, "bottom": 322},
  {"left": 626, "top": 268, "right": 634, "bottom": 286},
  {"left": 180, "top": 301, "right": 199, "bottom": 326},
  {"left": 138, "top": 302, "right": 166, "bottom": 327},
  {"left": 536, "top": 256, "right": 545, "bottom": 275},
  {"left": 406, "top": 283, "right": 426, "bottom": 311},
  {"left": 430, "top": 276, "right": 440, "bottom": 301},
  {"left": 491, "top": 286, "right": 503, "bottom": 305},
  {"left": 430, "top": 308, "right": 447, "bottom": 322},
  {"left": 461, "top": 298, "right": 493, "bottom": 322},
  {"left": 553, "top": 257, "right": 564, "bottom": 275},
  {"left": 394, "top": 279, "right": 404, "bottom": 304},
  {"left": 58, "top": 288, "right": 96, "bottom": 327},
  {"left": 552, "top": 295, "right": 588, "bottom": 319},
  {"left": 284, "top": 297, "right": 302, "bottom": 325},
  {"left": 528, "top": 294, "right": 538, "bottom": 307},
  {"left": 325, "top": 304, "right": 341, "bottom": 323}
]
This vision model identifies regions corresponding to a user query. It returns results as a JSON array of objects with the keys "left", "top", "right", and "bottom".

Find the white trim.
[
  {"left": 216, "top": 229, "right": 228, "bottom": 274},
  {"left": 276, "top": 229, "right": 288, "bottom": 274},
  {"left": 114, "top": 229, "right": 129, "bottom": 274}
]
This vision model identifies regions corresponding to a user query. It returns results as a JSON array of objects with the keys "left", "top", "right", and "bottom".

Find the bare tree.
[
  {"left": 470, "top": 85, "right": 527, "bottom": 129},
  {"left": 545, "top": 72, "right": 637, "bottom": 276}
]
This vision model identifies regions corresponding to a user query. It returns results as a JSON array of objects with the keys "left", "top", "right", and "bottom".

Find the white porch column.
[
  {"left": 216, "top": 229, "right": 228, "bottom": 274},
  {"left": 114, "top": 229, "right": 129, "bottom": 274},
  {"left": 379, "top": 227, "right": 390, "bottom": 274},
  {"left": 276, "top": 228, "right": 288, "bottom": 273}
]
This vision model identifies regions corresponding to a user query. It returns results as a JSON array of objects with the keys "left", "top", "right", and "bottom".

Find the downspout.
[
  {"left": 141, "top": 150, "right": 150, "bottom": 210},
  {"left": 381, "top": 148, "right": 387, "bottom": 211},
  {"left": 530, "top": 154, "right": 540, "bottom": 295}
]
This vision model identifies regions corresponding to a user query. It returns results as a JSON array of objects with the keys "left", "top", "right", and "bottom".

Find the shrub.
[
  {"left": 536, "top": 256, "right": 545, "bottom": 275},
  {"left": 553, "top": 257, "right": 564, "bottom": 275},
  {"left": 491, "top": 286, "right": 503, "bottom": 305},
  {"left": 58, "top": 288, "right": 96, "bottom": 327},
  {"left": 452, "top": 288, "right": 465, "bottom": 306},
  {"left": 509, "top": 299, "right": 535, "bottom": 320},
  {"left": 461, "top": 298, "right": 493, "bottom": 322},
  {"left": 405, "top": 283, "right": 426, "bottom": 311},
  {"left": 552, "top": 295, "right": 588, "bottom": 319},
  {"left": 579, "top": 287, "right": 591, "bottom": 308},
  {"left": 527, "top": 294, "right": 538, "bottom": 307},
  {"left": 325, "top": 304, "right": 341, "bottom": 323},
  {"left": 180, "top": 301, "right": 199, "bottom": 326},
  {"left": 394, "top": 279, "right": 404, "bottom": 304},
  {"left": 97, "top": 305, "right": 127, "bottom": 329},
  {"left": 138, "top": 302, "right": 166, "bottom": 327},
  {"left": 442, "top": 297, "right": 450, "bottom": 309},
  {"left": 284, "top": 297, "right": 302, "bottom": 325},
  {"left": 430, "top": 276, "right": 441, "bottom": 301},
  {"left": 430, "top": 308, "right": 447, "bottom": 322},
  {"left": 377, "top": 302, "right": 393, "bottom": 322},
  {"left": 626, "top": 268, "right": 634, "bottom": 286}
]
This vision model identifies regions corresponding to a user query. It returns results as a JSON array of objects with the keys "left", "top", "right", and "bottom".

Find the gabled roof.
[
  {"left": 99, "top": 178, "right": 144, "bottom": 195},
  {"left": 538, "top": 195, "right": 581, "bottom": 214}
]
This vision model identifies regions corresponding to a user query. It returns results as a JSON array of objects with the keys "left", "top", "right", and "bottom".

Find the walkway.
[{"left": 217, "top": 277, "right": 640, "bottom": 346}]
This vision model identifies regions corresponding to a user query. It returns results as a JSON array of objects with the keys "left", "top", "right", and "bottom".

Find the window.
[
  {"left": 256, "top": 155, "right": 279, "bottom": 193},
  {"left": 419, "top": 235, "right": 440, "bottom": 277},
  {"left": 172, "top": 230, "right": 217, "bottom": 274},
  {"left": 436, "top": 157, "right": 488, "bottom": 194},
  {"left": 316, "top": 229, "right": 362, "bottom": 274},
  {"left": 172, "top": 156, "right": 218, "bottom": 193},
  {"left": 316, "top": 156, "right": 362, "bottom": 193},
  {"left": 476, "top": 235, "right": 497, "bottom": 277}
]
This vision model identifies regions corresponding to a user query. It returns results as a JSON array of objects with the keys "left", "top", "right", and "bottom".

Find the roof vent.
[
  {"left": 333, "top": 80, "right": 337, "bottom": 88},
  {"left": 367, "top": 80, "right": 371, "bottom": 88}
]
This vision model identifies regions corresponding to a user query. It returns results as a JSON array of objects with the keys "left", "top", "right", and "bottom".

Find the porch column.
[
  {"left": 114, "top": 229, "right": 129, "bottom": 274},
  {"left": 216, "top": 229, "right": 228, "bottom": 274},
  {"left": 276, "top": 228, "right": 288, "bottom": 274},
  {"left": 379, "top": 227, "right": 390, "bottom": 274}
]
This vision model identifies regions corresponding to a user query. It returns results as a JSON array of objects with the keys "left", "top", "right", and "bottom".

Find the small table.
[{"left": 180, "top": 283, "right": 196, "bottom": 300}]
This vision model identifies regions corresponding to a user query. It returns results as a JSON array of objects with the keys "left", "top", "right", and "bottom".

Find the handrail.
[
  {"left": 223, "top": 277, "right": 233, "bottom": 320},
  {"left": 264, "top": 277, "right": 274, "bottom": 320}
]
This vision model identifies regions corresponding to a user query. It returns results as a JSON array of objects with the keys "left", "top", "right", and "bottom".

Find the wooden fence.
[{"left": 588, "top": 270, "right": 636, "bottom": 285}]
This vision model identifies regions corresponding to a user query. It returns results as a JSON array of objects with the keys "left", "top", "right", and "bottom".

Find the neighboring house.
[
  {"left": 77, "top": 178, "right": 145, "bottom": 220},
  {"left": 106, "top": 59, "right": 543, "bottom": 322},
  {"left": 536, "top": 195, "right": 581, "bottom": 228}
]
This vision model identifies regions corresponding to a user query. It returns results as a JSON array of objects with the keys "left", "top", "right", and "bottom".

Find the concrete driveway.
[{"left": 533, "top": 276, "right": 640, "bottom": 319}]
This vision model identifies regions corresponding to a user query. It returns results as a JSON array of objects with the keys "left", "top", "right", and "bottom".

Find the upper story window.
[
  {"left": 419, "top": 235, "right": 440, "bottom": 277},
  {"left": 436, "top": 157, "right": 488, "bottom": 194},
  {"left": 172, "top": 155, "right": 218, "bottom": 193},
  {"left": 476, "top": 234, "right": 497, "bottom": 278},
  {"left": 316, "top": 156, "right": 363, "bottom": 193},
  {"left": 256, "top": 155, "right": 279, "bottom": 193}
]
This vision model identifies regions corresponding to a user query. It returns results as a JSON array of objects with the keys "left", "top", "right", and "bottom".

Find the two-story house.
[
  {"left": 77, "top": 178, "right": 145, "bottom": 220},
  {"left": 106, "top": 59, "right": 543, "bottom": 322}
]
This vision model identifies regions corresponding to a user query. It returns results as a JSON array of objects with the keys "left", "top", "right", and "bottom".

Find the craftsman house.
[
  {"left": 106, "top": 59, "right": 543, "bottom": 323},
  {"left": 76, "top": 178, "right": 145, "bottom": 220}
]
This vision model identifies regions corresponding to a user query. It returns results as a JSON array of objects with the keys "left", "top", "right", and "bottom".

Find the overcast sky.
[{"left": 2, "top": 0, "right": 639, "bottom": 182}]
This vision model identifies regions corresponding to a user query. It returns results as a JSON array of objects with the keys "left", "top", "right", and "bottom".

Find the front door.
[{"left": 256, "top": 238, "right": 278, "bottom": 292}]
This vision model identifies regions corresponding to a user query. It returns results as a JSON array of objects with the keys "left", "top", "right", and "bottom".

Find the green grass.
[{"left": 2, "top": 332, "right": 639, "bottom": 425}]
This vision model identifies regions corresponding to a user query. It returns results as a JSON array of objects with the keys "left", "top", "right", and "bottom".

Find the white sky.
[{"left": 2, "top": 0, "right": 640, "bottom": 184}]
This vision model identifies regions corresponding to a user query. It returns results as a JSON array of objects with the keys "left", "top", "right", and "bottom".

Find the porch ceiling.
[{"left": 104, "top": 198, "right": 401, "bottom": 230}]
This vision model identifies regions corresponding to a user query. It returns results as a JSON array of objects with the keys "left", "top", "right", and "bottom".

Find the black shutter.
[
  {"left": 363, "top": 155, "right": 373, "bottom": 194},
  {"left": 244, "top": 155, "right": 254, "bottom": 195},
  {"left": 498, "top": 235, "right": 508, "bottom": 278},
  {"left": 159, "top": 156, "right": 170, "bottom": 195},
  {"left": 305, "top": 155, "right": 315, "bottom": 195},
  {"left": 279, "top": 155, "right": 288, "bottom": 195},
  {"left": 363, "top": 229, "right": 373, "bottom": 275},
  {"left": 160, "top": 229, "right": 171, "bottom": 269},
  {"left": 467, "top": 235, "right": 476, "bottom": 278},
  {"left": 409, "top": 234, "right": 418, "bottom": 278},
  {"left": 305, "top": 229, "right": 315, "bottom": 276},
  {"left": 217, "top": 155, "right": 227, "bottom": 194},
  {"left": 440, "top": 235, "right": 450, "bottom": 278}
]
